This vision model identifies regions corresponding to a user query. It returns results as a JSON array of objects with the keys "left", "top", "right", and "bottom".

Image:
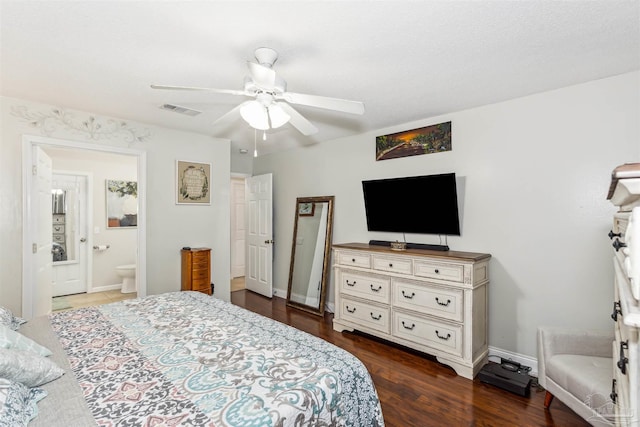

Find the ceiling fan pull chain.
[{"left": 254, "top": 129, "right": 258, "bottom": 158}]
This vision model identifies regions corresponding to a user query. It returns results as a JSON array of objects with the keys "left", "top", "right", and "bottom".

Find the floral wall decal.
[{"left": 10, "top": 105, "right": 151, "bottom": 143}]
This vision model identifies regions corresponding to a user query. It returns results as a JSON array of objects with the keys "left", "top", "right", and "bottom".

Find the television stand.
[{"left": 368, "top": 240, "right": 450, "bottom": 252}]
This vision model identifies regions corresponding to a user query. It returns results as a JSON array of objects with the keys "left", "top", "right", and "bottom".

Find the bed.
[{"left": 3, "top": 291, "right": 384, "bottom": 426}]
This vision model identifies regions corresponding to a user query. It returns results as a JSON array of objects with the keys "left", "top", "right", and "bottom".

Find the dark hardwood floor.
[{"left": 231, "top": 289, "right": 589, "bottom": 427}]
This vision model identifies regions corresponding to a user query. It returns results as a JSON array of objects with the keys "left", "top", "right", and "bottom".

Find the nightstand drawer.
[
  {"left": 340, "top": 271, "right": 390, "bottom": 304},
  {"left": 414, "top": 260, "right": 464, "bottom": 283},
  {"left": 393, "top": 311, "right": 463, "bottom": 357},
  {"left": 393, "top": 280, "right": 463, "bottom": 322},
  {"left": 340, "top": 297, "right": 389, "bottom": 334}
]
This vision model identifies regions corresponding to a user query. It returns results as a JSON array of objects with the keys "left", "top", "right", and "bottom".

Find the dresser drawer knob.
[
  {"left": 370, "top": 284, "right": 382, "bottom": 292},
  {"left": 608, "top": 230, "right": 621, "bottom": 240},
  {"left": 346, "top": 306, "right": 356, "bottom": 313},
  {"left": 435, "top": 330, "right": 451, "bottom": 340},
  {"left": 370, "top": 312, "right": 382, "bottom": 320},
  {"left": 612, "top": 239, "right": 627, "bottom": 252},
  {"left": 346, "top": 280, "right": 356, "bottom": 287},
  {"left": 402, "top": 290, "right": 415, "bottom": 299},
  {"left": 435, "top": 297, "right": 451, "bottom": 307},
  {"left": 389, "top": 263, "right": 393, "bottom": 267},
  {"left": 434, "top": 269, "right": 440, "bottom": 274},
  {"left": 617, "top": 340, "right": 629, "bottom": 375},
  {"left": 352, "top": 258, "right": 356, "bottom": 263},
  {"left": 401, "top": 321, "right": 415, "bottom": 330},
  {"left": 611, "top": 301, "right": 622, "bottom": 322}
]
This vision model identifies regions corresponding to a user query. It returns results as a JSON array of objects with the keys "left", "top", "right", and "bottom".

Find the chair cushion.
[{"left": 547, "top": 354, "right": 613, "bottom": 417}]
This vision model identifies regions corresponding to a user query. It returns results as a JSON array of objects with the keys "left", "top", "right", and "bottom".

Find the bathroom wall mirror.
[{"left": 286, "top": 196, "right": 334, "bottom": 316}]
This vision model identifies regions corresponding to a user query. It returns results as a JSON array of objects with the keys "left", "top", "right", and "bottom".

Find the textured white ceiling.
[{"left": 1, "top": 1, "right": 639, "bottom": 156}]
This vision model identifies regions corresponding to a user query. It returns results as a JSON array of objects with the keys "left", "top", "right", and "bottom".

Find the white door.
[
  {"left": 33, "top": 147, "right": 53, "bottom": 317},
  {"left": 51, "top": 173, "right": 90, "bottom": 296},
  {"left": 230, "top": 177, "right": 246, "bottom": 279},
  {"left": 245, "top": 173, "right": 273, "bottom": 297}
]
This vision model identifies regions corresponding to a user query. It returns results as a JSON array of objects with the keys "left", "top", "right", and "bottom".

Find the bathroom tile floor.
[{"left": 52, "top": 290, "right": 137, "bottom": 312}]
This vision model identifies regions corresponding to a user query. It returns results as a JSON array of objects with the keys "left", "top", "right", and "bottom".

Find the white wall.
[
  {"left": 0, "top": 96, "right": 232, "bottom": 316},
  {"left": 253, "top": 71, "right": 640, "bottom": 358}
]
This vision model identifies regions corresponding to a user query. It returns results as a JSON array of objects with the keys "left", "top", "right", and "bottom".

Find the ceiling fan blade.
[
  {"left": 247, "top": 61, "right": 276, "bottom": 89},
  {"left": 151, "top": 84, "right": 247, "bottom": 97},
  {"left": 277, "top": 102, "right": 318, "bottom": 136},
  {"left": 279, "top": 92, "right": 365, "bottom": 115},
  {"left": 212, "top": 102, "right": 250, "bottom": 127}
]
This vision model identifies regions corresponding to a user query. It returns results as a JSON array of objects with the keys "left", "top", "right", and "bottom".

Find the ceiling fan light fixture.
[
  {"left": 268, "top": 104, "right": 290, "bottom": 129},
  {"left": 240, "top": 101, "right": 269, "bottom": 130}
]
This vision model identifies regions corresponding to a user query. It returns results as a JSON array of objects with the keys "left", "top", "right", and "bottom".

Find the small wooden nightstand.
[{"left": 181, "top": 248, "right": 211, "bottom": 295}]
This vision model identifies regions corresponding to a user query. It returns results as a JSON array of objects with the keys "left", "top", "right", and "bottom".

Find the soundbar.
[{"left": 368, "top": 240, "right": 450, "bottom": 251}]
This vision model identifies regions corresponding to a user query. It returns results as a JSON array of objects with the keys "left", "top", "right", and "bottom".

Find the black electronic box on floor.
[{"left": 478, "top": 363, "right": 532, "bottom": 397}]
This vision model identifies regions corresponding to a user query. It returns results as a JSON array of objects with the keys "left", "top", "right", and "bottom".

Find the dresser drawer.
[
  {"left": 340, "top": 297, "right": 390, "bottom": 333},
  {"left": 192, "top": 277, "right": 211, "bottom": 291},
  {"left": 53, "top": 214, "right": 65, "bottom": 224},
  {"left": 372, "top": 255, "right": 412, "bottom": 275},
  {"left": 192, "top": 268, "right": 209, "bottom": 280},
  {"left": 53, "top": 234, "right": 65, "bottom": 243},
  {"left": 52, "top": 224, "right": 65, "bottom": 234},
  {"left": 414, "top": 260, "right": 464, "bottom": 283},
  {"left": 337, "top": 251, "right": 371, "bottom": 268},
  {"left": 393, "top": 280, "right": 463, "bottom": 322},
  {"left": 393, "top": 311, "right": 463, "bottom": 357},
  {"left": 340, "top": 271, "right": 390, "bottom": 304}
]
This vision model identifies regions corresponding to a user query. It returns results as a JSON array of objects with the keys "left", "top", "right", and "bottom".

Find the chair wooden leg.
[{"left": 544, "top": 391, "right": 554, "bottom": 409}]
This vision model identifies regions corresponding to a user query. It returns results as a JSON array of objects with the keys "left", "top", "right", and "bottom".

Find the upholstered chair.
[{"left": 537, "top": 327, "right": 614, "bottom": 426}]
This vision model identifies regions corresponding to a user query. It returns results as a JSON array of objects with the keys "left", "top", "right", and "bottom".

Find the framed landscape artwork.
[
  {"left": 376, "top": 121, "right": 452, "bottom": 161},
  {"left": 106, "top": 180, "right": 138, "bottom": 228},
  {"left": 176, "top": 160, "right": 211, "bottom": 205}
]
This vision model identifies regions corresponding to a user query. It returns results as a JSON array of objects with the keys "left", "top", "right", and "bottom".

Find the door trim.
[{"left": 22, "top": 134, "right": 147, "bottom": 319}]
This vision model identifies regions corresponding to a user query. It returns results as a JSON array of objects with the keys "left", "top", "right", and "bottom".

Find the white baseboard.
[
  {"left": 488, "top": 346, "right": 538, "bottom": 377},
  {"left": 89, "top": 283, "right": 122, "bottom": 293}
]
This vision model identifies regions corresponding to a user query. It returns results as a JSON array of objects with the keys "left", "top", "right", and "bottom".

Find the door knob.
[
  {"left": 264, "top": 239, "right": 274, "bottom": 244},
  {"left": 80, "top": 237, "right": 87, "bottom": 243}
]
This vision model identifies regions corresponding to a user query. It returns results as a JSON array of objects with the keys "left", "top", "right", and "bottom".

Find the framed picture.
[
  {"left": 298, "top": 202, "right": 315, "bottom": 216},
  {"left": 106, "top": 180, "right": 138, "bottom": 228},
  {"left": 176, "top": 160, "right": 211, "bottom": 205},
  {"left": 375, "top": 121, "right": 452, "bottom": 161}
]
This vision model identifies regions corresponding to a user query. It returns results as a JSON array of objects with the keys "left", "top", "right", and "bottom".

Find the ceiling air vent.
[{"left": 159, "top": 104, "right": 202, "bottom": 117}]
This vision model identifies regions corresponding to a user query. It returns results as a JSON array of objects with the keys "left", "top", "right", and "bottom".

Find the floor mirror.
[{"left": 286, "top": 196, "right": 335, "bottom": 316}]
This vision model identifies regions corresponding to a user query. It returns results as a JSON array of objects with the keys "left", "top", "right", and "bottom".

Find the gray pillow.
[
  {"left": 0, "top": 348, "right": 64, "bottom": 387},
  {"left": 0, "top": 306, "right": 26, "bottom": 331},
  {"left": 0, "top": 378, "right": 47, "bottom": 427}
]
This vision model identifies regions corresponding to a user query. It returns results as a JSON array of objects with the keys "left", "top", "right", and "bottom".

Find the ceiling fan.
[{"left": 151, "top": 47, "right": 365, "bottom": 136}]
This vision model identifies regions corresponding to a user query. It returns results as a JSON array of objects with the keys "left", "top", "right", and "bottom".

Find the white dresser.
[
  {"left": 332, "top": 242, "right": 491, "bottom": 379},
  {"left": 608, "top": 163, "right": 640, "bottom": 426}
]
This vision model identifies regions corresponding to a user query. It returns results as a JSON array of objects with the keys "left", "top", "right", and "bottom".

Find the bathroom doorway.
[{"left": 22, "top": 135, "right": 146, "bottom": 319}]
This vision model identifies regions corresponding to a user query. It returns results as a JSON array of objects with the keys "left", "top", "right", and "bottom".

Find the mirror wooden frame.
[{"left": 286, "top": 196, "right": 335, "bottom": 316}]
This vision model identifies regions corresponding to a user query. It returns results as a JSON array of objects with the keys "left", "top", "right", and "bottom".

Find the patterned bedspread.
[{"left": 49, "top": 291, "right": 384, "bottom": 426}]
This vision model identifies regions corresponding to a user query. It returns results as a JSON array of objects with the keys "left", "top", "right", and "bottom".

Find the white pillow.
[
  {"left": 0, "top": 348, "right": 64, "bottom": 387},
  {"left": 0, "top": 306, "right": 26, "bottom": 331},
  {"left": 0, "top": 378, "right": 47, "bottom": 427},
  {"left": 0, "top": 326, "right": 52, "bottom": 356}
]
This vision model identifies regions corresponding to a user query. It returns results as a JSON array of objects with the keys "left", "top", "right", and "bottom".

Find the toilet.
[{"left": 115, "top": 264, "right": 136, "bottom": 293}]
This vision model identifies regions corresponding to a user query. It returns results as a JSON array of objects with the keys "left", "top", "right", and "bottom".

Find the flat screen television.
[{"left": 362, "top": 173, "right": 461, "bottom": 236}]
